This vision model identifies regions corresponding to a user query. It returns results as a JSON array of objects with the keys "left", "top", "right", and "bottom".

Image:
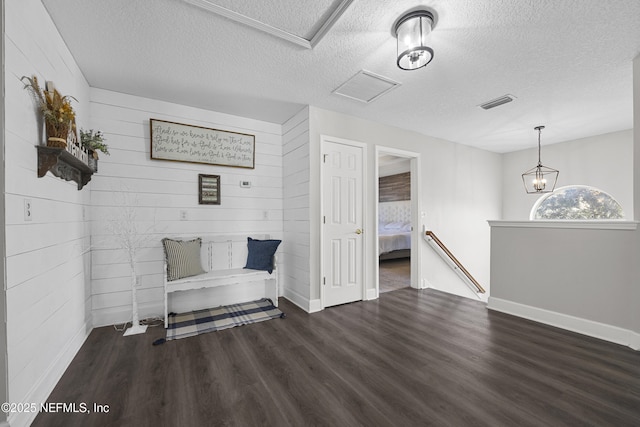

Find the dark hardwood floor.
[{"left": 33, "top": 289, "right": 640, "bottom": 427}]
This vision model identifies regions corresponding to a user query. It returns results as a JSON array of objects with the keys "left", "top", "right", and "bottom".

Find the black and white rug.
[{"left": 166, "top": 298, "right": 284, "bottom": 341}]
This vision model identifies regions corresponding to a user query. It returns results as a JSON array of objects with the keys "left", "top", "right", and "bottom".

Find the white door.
[{"left": 322, "top": 139, "right": 365, "bottom": 307}]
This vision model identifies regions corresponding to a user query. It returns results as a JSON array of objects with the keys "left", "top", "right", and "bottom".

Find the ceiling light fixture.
[
  {"left": 522, "top": 126, "right": 559, "bottom": 194},
  {"left": 394, "top": 10, "right": 436, "bottom": 70}
]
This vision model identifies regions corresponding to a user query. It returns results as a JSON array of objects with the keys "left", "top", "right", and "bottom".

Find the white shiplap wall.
[
  {"left": 89, "top": 89, "right": 284, "bottom": 326},
  {"left": 4, "top": 1, "right": 92, "bottom": 426},
  {"left": 282, "top": 107, "right": 311, "bottom": 310},
  {"left": 0, "top": 2, "right": 8, "bottom": 424}
]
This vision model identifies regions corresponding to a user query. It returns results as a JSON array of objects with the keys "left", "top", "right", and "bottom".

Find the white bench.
[{"left": 163, "top": 234, "right": 278, "bottom": 328}]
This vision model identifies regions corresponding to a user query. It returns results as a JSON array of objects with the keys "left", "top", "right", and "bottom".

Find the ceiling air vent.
[
  {"left": 479, "top": 94, "right": 516, "bottom": 110},
  {"left": 333, "top": 70, "right": 401, "bottom": 103}
]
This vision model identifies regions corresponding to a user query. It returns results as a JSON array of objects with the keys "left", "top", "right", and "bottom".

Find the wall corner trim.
[
  {"left": 487, "top": 297, "right": 638, "bottom": 351},
  {"left": 629, "top": 332, "right": 640, "bottom": 351},
  {"left": 308, "top": 299, "right": 322, "bottom": 313},
  {"left": 282, "top": 289, "right": 322, "bottom": 313}
]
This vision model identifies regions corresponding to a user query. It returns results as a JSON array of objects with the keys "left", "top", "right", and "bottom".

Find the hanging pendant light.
[
  {"left": 394, "top": 10, "right": 435, "bottom": 70},
  {"left": 522, "top": 126, "right": 559, "bottom": 194}
]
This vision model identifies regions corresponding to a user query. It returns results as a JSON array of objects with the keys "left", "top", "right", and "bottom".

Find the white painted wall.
[
  {"left": 89, "top": 89, "right": 284, "bottom": 326},
  {"left": 632, "top": 55, "right": 640, "bottom": 348},
  {"left": 502, "top": 129, "right": 633, "bottom": 220},
  {"left": 308, "top": 107, "right": 502, "bottom": 304},
  {"left": 0, "top": 2, "right": 8, "bottom": 425},
  {"left": 282, "top": 107, "right": 312, "bottom": 310},
  {"left": 4, "top": 1, "right": 92, "bottom": 426}
]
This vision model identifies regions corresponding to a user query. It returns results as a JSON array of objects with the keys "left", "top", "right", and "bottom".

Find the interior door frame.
[
  {"left": 375, "top": 146, "right": 422, "bottom": 295},
  {"left": 320, "top": 135, "right": 368, "bottom": 309}
]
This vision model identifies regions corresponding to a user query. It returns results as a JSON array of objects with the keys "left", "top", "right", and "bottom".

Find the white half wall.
[
  {"left": 632, "top": 54, "right": 640, "bottom": 343},
  {"left": 4, "top": 1, "right": 92, "bottom": 426},
  {"left": 502, "top": 129, "right": 633, "bottom": 220},
  {"left": 489, "top": 221, "right": 638, "bottom": 349},
  {"left": 89, "top": 89, "right": 284, "bottom": 326}
]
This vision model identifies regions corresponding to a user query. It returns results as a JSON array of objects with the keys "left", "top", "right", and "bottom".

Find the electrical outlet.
[
  {"left": 24, "top": 199, "right": 32, "bottom": 221},
  {"left": 180, "top": 210, "right": 188, "bottom": 221}
]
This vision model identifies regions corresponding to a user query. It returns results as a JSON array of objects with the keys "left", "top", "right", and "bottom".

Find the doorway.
[{"left": 375, "top": 147, "right": 421, "bottom": 296}]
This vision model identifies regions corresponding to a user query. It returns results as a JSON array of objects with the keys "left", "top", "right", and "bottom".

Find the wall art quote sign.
[{"left": 150, "top": 118, "right": 255, "bottom": 168}]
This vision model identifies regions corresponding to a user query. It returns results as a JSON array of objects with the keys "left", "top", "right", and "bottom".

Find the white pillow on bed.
[
  {"left": 384, "top": 221, "right": 404, "bottom": 229},
  {"left": 383, "top": 221, "right": 412, "bottom": 231}
]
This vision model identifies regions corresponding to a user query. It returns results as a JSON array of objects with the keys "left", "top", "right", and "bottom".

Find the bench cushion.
[
  {"left": 162, "top": 237, "right": 206, "bottom": 281},
  {"left": 245, "top": 237, "right": 281, "bottom": 273}
]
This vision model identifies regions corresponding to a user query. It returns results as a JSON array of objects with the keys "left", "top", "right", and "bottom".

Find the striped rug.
[{"left": 166, "top": 298, "right": 284, "bottom": 340}]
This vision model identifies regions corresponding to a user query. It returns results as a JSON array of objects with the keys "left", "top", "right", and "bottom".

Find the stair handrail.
[{"left": 423, "top": 229, "right": 486, "bottom": 294}]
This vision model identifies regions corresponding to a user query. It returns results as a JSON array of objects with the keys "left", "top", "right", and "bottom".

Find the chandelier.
[{"left": 522, "top": 126, "right": 559, "bottom": 194}]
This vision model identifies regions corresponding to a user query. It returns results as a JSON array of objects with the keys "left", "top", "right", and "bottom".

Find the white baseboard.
[
  {"left": 282, "top": 288, "right": 315, "bottom": 313},
  {"left": 9, "top": 322, "right": 91, "bottom": 427},
  {"left": 488, "top": 297, "right": 639, "bottom": 351},
  {"left": 629, "top": 332, "right": 640, "bottom": 351},
  {"left": 366, "top": 288, "right": 378, "bottom": 300},
  {"left": 92, "top": 302, "right": 162, "bottom": 328},
  {"left": 308, "top": 298, "right": 322, "bottom": 313}
]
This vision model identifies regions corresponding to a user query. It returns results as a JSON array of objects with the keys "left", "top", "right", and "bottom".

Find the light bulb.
[{"left": 533, "top": 178, "right": 546, "bottom": 191}]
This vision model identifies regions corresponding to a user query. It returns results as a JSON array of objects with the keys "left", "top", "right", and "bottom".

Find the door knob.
[{"left": 355, "top": 229, "right": 363, "bottom": 234}]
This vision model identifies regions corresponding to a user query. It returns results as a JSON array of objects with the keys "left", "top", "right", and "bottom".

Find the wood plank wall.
[
  {"left": 379, "top": 172, "right": 410, "bottom": 202},
  {"left": 282, "top": 107, "right": 311, "bottom": 309},
  {"left": 89, "top": 89, "right": 284, "bottom": 326},
  {"left": 4, "top": 0, "right": 92, "bottom": 424}
]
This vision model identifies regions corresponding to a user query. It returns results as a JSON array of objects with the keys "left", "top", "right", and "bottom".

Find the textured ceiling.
[
  {"left": 42, "top": 0, "right": 640, "bottom": 153},
  {"left": 205, "top": 0, "right": 342, "bottom": 39}
]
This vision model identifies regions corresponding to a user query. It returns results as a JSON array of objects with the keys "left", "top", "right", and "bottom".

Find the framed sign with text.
[{"left": 150, "top": 118, "right": 255, "bottom": 169}]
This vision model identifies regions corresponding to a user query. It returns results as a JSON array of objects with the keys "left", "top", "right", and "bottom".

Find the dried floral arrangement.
[{"left": 21, "top": 75, "right": 77, "bottom": 148}]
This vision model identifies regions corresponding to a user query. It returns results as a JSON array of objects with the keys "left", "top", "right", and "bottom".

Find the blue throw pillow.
[{"left": 245, "top": 237, "right": 281, "bottom": 274}]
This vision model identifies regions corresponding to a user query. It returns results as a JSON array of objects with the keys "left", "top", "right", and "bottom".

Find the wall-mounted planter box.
[{"left": 37, "top": 145, "right": 97, "bottom": 190}]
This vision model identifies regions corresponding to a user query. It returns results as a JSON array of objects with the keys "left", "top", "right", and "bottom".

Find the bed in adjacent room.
[{"left": 378, "top": 200, "right": 411, "bottom": 260}]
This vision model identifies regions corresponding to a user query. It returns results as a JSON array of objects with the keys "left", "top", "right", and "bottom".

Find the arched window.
[{"left": 531, "top": 185, "right": 624, "bottom": 220}]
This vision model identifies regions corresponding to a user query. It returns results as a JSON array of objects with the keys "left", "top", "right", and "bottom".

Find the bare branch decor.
[{"left": 106, "top": 190, "right": 157, "bottom": 336}]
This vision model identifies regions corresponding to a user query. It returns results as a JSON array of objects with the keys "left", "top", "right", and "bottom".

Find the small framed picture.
[{"left": 199, "top": 174, "right": 220, "bottom": 205}]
